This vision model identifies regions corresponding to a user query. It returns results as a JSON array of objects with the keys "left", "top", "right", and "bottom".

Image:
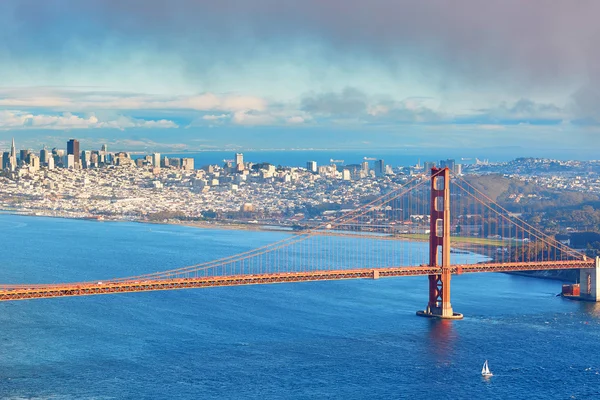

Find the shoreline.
[{"left": 0, "top": 208, "right": 294, "bottom": 233}]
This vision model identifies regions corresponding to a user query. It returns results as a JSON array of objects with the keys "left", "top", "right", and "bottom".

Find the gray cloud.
[
  {"left": 3, "top": 0, "right": 599, "bottom": 91},
  {"left": 302, "top": 88, "right": 367, "bottom": 116},
  {"left": 3, "top": 1, "right": 600, "bottom": 125}
]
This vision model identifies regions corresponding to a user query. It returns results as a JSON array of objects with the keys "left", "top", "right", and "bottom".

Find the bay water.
[{"left": 0, "top": 214, "right": 599, "bottom": 399}]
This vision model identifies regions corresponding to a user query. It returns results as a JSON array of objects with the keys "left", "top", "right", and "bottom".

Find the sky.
[{"left": 1, "top": 0, "right": 599, "bottom": 158}]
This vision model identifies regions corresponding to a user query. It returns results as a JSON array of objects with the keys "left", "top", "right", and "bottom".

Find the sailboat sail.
[{"left": 481, "top": 360, "right": 492, "bottom": 376}]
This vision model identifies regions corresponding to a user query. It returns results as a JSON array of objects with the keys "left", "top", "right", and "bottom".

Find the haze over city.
[{"left": 1, "top": 1, "right": 600, "bottom": 158}]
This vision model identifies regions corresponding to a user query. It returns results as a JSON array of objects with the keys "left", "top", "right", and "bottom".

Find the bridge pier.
[
  {"left": 578, "top": 257, "right": 600, "bottom": 301},
  {"left": 417, "top": 167, "right": 463, "bottom": 320}
]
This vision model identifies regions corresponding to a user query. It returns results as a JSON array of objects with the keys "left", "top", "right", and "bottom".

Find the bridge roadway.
[{"left": 0, "top": 260, "right": 593, "bottom": 302}]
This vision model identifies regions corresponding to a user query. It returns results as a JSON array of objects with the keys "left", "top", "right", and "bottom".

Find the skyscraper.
[
  {"left": 182, "top": 158, "right": 194, "bottom": 171},
  {"left": 235, "top": 153, "right": 244, "bottom": 166},
  {"left": 81, "top": 150, "right": 91, "bottom": 168},
  {"left": 10, "top": 138, "right": 16, "bottom": 160},
  {"left": 40, "top": 147, "right": 50, "bottom": 164},
  {"left": 152, "top": 153, "right": 161, "bottom": 167},
  {"left": 424, "top": 161, "right": 436, "bottom": 172},
  {"left": 306, "top": 161, "right": 317, "bottom": 173},
  {"left": 67, "top": 139, "right": 80, "bottom": 166},
  {"left": 19, "top": 149, "right": 30, "bottom": 165},
  {"left": 375, "top": 159, "right": 385, "bottom": 177}
]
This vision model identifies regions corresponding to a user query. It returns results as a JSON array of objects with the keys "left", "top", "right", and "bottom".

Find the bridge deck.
[{"left": 0, "top": 260, "right": 593, "bottom": 302}]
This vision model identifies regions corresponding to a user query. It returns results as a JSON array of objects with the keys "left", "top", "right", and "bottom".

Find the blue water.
[
  {"left": 145, "top": 150, "right": 494, "bottom": 169},
  {"left": 0, "top": 214, "right": 599, "bottom": 399},
  {"left": 135, "top": 149, "right": 598, "bottom": 170}
]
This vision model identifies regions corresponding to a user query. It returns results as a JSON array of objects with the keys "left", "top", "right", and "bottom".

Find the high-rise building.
[
  {"left": 0, "top": 153, "right": 3, "bottom": 170},
  {"left": 235, "top": 153, "right": 244, "bottom": 166},
  {"left": 439, "top": 159, "right": 456, "bottom": 173},
  {"left": 306, "top": 161, "right": 317, "bottom": 173},
  {"left": 40, "top": 147, "right": 50, "bottom": 164},
  {"left": 90, "top": 152, "right": 99, "bottom": 167},
  {"left": 99, "top": 144, "right": 108, "bottom": 164},
  {"left": 19, "top": 149, "right": 30, "bottom": 165},
  {"left": 182, "top": 158, "right": 195, "bottom": 171},
  {"left": 52, "top": 148, "right": 65, "bottom": 157},
  {"left": 81, "top": 150, "right": 92, "bottom": 168},
  {"left": 47, "top": 156, "right": 55, "bottom": 170},
  {"left": 29, "top": 154, "right": 40, "bottom": 172},
  {"left": 446, "top": 159, "right": 456, "bottom": 173},
  {"left": 67, "top": 139, "right": 80, "bottom": 166},
  {"left": 361, "top": 161, "right": 369, "bottom": 172},
  {"left": 66, "top": 154, "right": 76, "bottom": 168},
  {"left": 342, "top": 169, "right": 351, "bottom": 181},
  {"left": 375, "top": 159, "right": 385, "bottom": 177},
  {"left": 169, "top": 158, "right": 181, "bottom": 168},
  {"left": 424, "top": 161, "right": 436, "bottom": 172},
  {"left": 152, "top": 153, "right": 161, "bottom": 167},
  {"left": 10, "top": 138, "right": 17, "bottom": 160}
]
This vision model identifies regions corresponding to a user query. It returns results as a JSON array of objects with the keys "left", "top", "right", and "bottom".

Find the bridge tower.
[
  {"left": 579, "top": 257, "right": 600, "bottom": 301},
  {"left": 417, "top": 167, "right": 463, "bottom": 319}
]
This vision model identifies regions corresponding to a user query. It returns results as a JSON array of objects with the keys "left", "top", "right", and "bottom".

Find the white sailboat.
[{"left": 481, "top": 360, "right": 493, "bottom": 377}]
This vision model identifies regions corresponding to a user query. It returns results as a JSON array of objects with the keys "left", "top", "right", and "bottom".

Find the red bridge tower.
[{"left": 417, "top": 167, "right": 464, "bottom": 319}]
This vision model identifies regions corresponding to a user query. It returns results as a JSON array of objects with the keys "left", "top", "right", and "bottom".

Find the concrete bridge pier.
[{"left": 579, "top": 257, "right": 600, "bottom": 301}]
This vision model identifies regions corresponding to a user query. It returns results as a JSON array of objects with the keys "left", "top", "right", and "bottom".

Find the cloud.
[
  {"left": 202, "top": 114, "right": 229, "bottom": 120},
  {"left": 456, "top": 98, "right": 570, "bottom": 126},
  {"left": 0, "top": 89, "right": 267, "bottom": 113},
  {"left": 287, "top": 116, "right": 305, "bottom": 124},
  {"left": 302, "top": 88, "right": 367, "bottom": 116},
  {"left": 0, "top": 110, "right": 178, "bottom": 130},
  {"left": 2, "top": 0, "right": 599, "bottom": 93},
  {"left": 231, "top": 110, "right": 275, "bottom": 126},
  {"left": 301, "top": 88, "right": 443, "bottom": 124}
]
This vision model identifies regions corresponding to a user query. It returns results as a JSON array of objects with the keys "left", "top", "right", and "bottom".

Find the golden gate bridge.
[{"left": 1, "top": 168, "right": 597, "bottom": 319}]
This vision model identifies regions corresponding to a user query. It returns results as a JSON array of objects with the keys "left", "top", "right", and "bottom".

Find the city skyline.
[{"left": 1, "top": 1, "right": 600, "bottom": 157}]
